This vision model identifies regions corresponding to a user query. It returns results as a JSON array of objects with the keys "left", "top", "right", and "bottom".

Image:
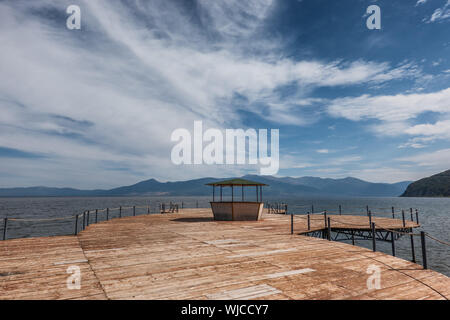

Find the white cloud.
[
  {"left": 398, "top": 142, "right": 426, "bottom": 149},
  {"left": 0, "top": 0, "right": 438, "bottom": 186},
  {"left": 333, "top": 155, "right": 363, "bottom": 164},
  {"left": 327, "top": 88, "right": 450, "bottom": 148},
  {"left": 197, "top": 0, "right": 274, "bottom": 38},
  {"left": 370, "top": 121, "right": 410, "bottom": 137},
  {"left": 327, "top": 88, "right": 450, "bottom": 122},
  {"left": 396, "top": 148, "right": 450, "bottom": 172},
  {"left": 428, "top": 0, "right": 450, "bottom": 22},
  {"left": 279, "top": 154, "right": 314, "bottom": 170},
  {"left": 405, "top": 119, "right": 450, "bottom": 138},
  {"left": 343, "top": 166, "right": 429, "bottom": 183},
  {"left": 416, "top": 0, "right": 428, "bottom": 6}
]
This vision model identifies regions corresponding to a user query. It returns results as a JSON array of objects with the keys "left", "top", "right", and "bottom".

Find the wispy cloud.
[
  {"left": 405, "top": 119, "right": 450, "bottom": 139},
  {"left": 415, "top": 0, "right": 428, "bottom": 7},
  {"left": 327, "top": 88, "right": 450, "bottom": 122},
  {"left": 396, "top": 148, "right": 450, "bottom": 172},
  {"left": 0, "top": 0, "right": 448, "bottom": 186},
  {"left": 428, "top": 0, "right": 450, "bottom": 22},
  {"left": 327, "top": 88, "right": 450, "bottom": 146}
]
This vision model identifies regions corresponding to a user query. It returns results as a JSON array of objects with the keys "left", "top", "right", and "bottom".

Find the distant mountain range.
[
  {"left": 0, "top": 175, "right": 412, "bottom": 197},
  {"left": 401, "top": 169, "right": 450, "bottom": 197}
]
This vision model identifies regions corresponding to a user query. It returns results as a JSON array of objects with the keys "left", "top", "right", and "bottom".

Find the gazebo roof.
[{"left": 206, "top": 178, "right": 267, "bottom": 187}]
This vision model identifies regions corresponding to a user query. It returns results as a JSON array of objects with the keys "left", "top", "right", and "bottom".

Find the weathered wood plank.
[{"left": 0, "top": 209, "right": 447, "bottom": 300}]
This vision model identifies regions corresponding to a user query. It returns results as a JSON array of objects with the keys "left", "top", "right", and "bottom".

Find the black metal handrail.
[{"left": 1, "top": 202, "right": 182, "bottom": 241}]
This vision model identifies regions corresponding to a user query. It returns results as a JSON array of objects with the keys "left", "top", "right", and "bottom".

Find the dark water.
[{"left": 0, "top": 196, "right": 449, "bottom": 276}]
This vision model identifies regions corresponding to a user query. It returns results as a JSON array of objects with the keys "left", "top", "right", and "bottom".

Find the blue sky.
[{"left": 0, "top": 0, "right": 449, "bottom": 188}]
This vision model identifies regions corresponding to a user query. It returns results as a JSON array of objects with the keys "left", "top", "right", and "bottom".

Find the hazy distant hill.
[
  {"left": 0, "top": 175, "right": 411, "bottom": 197},
  {"left": 0, "top": 186, "right": 104, "bottom": 197},
  {"left": 401, "top": 170, "right": 450, "bottom": 197},
  {"left": 242, "top": 175, "right": 411, "bottom": 197}
]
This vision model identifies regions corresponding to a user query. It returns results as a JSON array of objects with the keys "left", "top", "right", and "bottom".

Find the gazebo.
[{"left": 206, "top": 178, "right": 267, "bottom": 221}]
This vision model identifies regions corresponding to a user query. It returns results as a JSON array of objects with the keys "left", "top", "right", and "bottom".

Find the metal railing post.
[
  {"left": 402, "top": 210, "right": 406, "bottom": 227},
  {"left": 106, "top": 208, "right": 109, "bottom": 221},
  {"left": 421, "top": 232, "right": 427, "bottom": 269},
  {"left": 410, "top": 232, "right": 416, "bottom": 263},
  {"left": 371, "top": 222, "right": 376, "bottom": 252},
  {"left": 74, "top": 215, "right": 78, "bottom": 236},
  {"left": 327, "top": 217, "right": 331, "bottom": 241},
  {"left": 133, "top": 206, "right": 136, "bottom": 216},
  {"left": 391, "top": 232, "right": 395, "bottom": 256},
  {"left": 392, "top": 206, "right": 395, "bottom": 219},
  {"left": 415, "top": 209, "right": 419, "bottom": 224},
  {"left": 3, "top": 218, "right": 8, "bottom": 240},
  {"left": 307, "top": 214, "right": 310, "bottom": 231},
  {"left": 119, "top": 206, "right": 122, "bottom": 218},
  {"left": 290, "top": 214, "right": 293, "bottom": 235},
  {"left": 95, "top": 209, "right": 98, "bottom": 223},
  {"left": 87, "top": 211, "right": 90, "bottom": 226}
]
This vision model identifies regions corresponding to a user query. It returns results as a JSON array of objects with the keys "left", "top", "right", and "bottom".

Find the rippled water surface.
[{"left": 0, "top": 196, "right": 449, "bottom": 276}]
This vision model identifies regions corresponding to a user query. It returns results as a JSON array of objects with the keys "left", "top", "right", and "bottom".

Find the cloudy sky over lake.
[{"left": 0, "top": 0, "right": 449, "bottom": 188}]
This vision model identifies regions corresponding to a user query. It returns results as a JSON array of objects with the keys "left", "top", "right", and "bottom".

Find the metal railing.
[
  {"left": 1, "top": 202, "right": 181, "bottom": 241},
  {"left": 287, "top": 208, "right": 450, "bottom": 273}
]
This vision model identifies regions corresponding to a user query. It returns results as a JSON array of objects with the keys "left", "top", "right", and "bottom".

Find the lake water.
[{"left": 0, "top": 196, "right": 449, "bottom": 277}]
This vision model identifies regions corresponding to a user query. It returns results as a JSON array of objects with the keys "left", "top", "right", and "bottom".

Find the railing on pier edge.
[
  {"left": 2, "top": 201, "right": 449, "bottom": 278},
  {"left": 266, "top": 202, "right": 288, "bottom": 214},
  {"left": 281, "top": 203, "right": 450, "bottom": 279},
  {"left": 1, "top": 202, "right": 187, "bottom": 241}
]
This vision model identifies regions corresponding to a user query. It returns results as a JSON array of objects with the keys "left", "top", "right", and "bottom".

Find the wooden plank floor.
[{"left": 0, "top": 209, "right": 448, "bottom": 300}]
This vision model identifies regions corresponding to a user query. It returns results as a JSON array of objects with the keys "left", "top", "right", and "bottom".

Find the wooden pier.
[{"left": 0, "top": 209, "right": 449, "bottom": 300}]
